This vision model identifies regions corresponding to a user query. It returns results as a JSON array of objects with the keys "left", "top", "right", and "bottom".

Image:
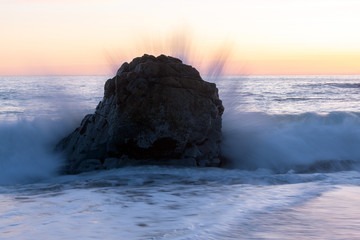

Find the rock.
[
  {"left": 103, "top": 157, "right": 128, "bottom": 169},
  {"left": 76, "top": 159, "right": 103, "bottom": 173},
  {"left": 56, "top": 54, "right": 224, "bottom": 174}
]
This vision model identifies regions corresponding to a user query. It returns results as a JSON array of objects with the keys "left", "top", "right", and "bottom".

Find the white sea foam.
[{"left": 0, "top": 166, "right": 333, "bottom": 240}]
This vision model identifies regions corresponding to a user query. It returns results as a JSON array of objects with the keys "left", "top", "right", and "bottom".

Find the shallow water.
[
  {"left": 1, "top": 75, "right": 360, "bottom": 239},
  {"left": 1, "top": 168, "right": 360, "bottom": 239}
]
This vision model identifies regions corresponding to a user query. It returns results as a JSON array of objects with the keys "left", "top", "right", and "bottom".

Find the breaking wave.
[
  {"left": 222, "top": 111, "right": 360, "bottom": 173},
  {"left": 2, "top": 109, "right": 360, "bottom": 184},
  {"left": 0, "top": 118, "right": 77, "bottom": 185}
]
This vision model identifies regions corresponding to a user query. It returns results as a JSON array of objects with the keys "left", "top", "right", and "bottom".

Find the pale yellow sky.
[{"left": 1, "top": 0, "right": 360, "bottom": 75}]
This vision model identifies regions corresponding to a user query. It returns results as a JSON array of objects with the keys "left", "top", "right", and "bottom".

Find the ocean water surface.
[{"left": 1, "top": 75, "right": 360, "bottom": 239}]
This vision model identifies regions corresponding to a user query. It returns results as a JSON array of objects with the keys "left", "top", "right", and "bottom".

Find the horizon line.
[{"left": 2, "top": 73, "right": 360, "bottom": 77}]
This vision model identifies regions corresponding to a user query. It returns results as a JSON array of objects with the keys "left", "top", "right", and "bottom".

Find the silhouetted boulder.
[{"left": 56, "top": 54, "right": 224, "bottom": 173}]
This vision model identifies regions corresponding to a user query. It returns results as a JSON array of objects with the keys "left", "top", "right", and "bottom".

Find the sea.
[{"left": 1, "top": 75, "right": 360, "bottom": 239}]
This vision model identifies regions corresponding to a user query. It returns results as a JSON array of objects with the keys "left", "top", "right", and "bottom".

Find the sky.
[{"left": 1, "top": 0, "right": 360, "bottom": 75}]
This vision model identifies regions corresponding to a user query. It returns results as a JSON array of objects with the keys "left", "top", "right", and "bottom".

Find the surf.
[{"left": 222, "top": 111, "right": 360, "bottom": 173}]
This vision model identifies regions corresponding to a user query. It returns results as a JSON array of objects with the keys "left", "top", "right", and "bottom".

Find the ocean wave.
[
  {"left": 327, "top": 83, "right": 360, "bottom": 89},
  {"left": 273, "top": 97, "right": 326, "bottom": 102},
  {"left": 0, "top": 117, "right": 78, "bottom": 185},
  {"left": 1, "top": 110, "right": 360, "bottom": 185},
  {"left": 293, "top": 82, "right": 360, "bottom": 89},
  {"left": 222, "top": 111, "right": 360, "bottom": 173}
]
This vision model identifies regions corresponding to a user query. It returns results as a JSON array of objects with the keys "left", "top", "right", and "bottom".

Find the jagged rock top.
[{"left": 116, "top": 54, "right": 201, "bottom": 79}]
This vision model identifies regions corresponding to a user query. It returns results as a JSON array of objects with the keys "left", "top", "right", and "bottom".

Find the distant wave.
[
  {"left": 222, "top": 111, "right": 360, "bottom": 173},
  {"left": 273, "top": 97, "right": 325, "bottom": 102},
  {"left": 327, "top": 83, "right": 360, "bottom": 89},
  {"left": 293, "top": 83, "right": 360, "bottom": 89}
]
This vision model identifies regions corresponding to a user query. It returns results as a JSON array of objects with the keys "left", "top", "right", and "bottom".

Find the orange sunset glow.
[{"left": 1, "top": 0, "right": 360, "bottom": 75}]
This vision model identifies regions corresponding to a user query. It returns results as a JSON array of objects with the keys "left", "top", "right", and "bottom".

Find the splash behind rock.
[{"left": 57, "top": 54, "right": 224, "bottom": 173}]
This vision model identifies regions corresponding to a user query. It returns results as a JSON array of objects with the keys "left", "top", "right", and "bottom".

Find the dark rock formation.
[{"left": 56, "top": 54, "right": 224, "bottom": 173}]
